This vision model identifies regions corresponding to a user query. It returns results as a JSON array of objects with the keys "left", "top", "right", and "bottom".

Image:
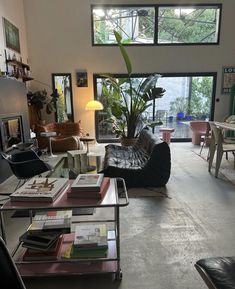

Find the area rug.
[
  {"left": 119, "top": 186, "right": 171, "bottom": 198},
  {"left": 191, "top": 146, "right": 235, "bottom": 185}
]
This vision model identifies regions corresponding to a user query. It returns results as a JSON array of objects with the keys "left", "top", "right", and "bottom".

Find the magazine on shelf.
[
  {"left": 73, "top": 223, "right": 108, "bottom": 248},
  {"left": 71, "top": 173, "right": 104, "bottom": 192},
  {"left": 19, "top": 231, "right": 61, "bottom": 250},
  {"left": 67, "top": 177, "right": 110, "bottom": 199},
  {"left": 10, "top": 177, "right": 69, "bottom": 202},
  {"left": 22, "top": 235, "right": 64, "bottom": 261},
  {"left": 28, "top": 210, "right": 72, "bottom": 234}
]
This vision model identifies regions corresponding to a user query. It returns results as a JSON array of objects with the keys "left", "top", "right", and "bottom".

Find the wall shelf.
[{"left": 4, "top": 49, "right": 33, "bottom": 83}]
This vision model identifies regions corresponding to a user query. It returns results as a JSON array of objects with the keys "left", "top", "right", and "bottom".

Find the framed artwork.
[
  {"left": 3, "top": 17, "right": 21, "bottom": 53},
  {"left": 76, "top": 71, "right": 88, "bottom": 87},
  {"left": 52, "top": 73, "right": 74, "bottom": 123},
  {"left": 222, "top": 66, "right": 235, "bottom": 94}
]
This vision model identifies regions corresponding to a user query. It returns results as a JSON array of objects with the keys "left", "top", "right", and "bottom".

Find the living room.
[{"left": 1, "top": 1, "right": 235, "bottom": 289}]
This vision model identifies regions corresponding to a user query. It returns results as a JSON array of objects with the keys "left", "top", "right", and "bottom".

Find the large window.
[
  {"left": 94, "top": 73, "right": 216, "bottom": 143},
  {"left": 92, "top": 4, "right": 221, "bottom": 45}
]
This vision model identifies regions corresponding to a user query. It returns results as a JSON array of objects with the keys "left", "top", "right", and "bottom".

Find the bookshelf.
[{"left": 0, "top": 178, "right": 128, "bottom": 280}]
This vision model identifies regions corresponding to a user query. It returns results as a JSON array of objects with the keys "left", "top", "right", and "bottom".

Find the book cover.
[
  {"left": 61, "top": 243, "right": 107, "bottom": 259},
  {"left": 71, "top": 173, "right": 104, "bottom": 192},
  {"left": 20, "top": 231, "right": 60, "bottom": 250},
  {"left": 10, "top": 177, "right": 69, "bottom": 202},
  {"left": 22, "top": 235, "right": 63, "bottom": 261},
  {"left": 73, "top": 223, "right": 108, "bottom": 248},
  {"left": 67, "top": 177, "right": 110, "bottom": 199},
  {"left": 28, "top": 210, "right": 72, "bottom": 233}
]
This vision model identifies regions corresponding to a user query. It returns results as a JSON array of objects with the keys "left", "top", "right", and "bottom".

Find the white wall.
[
  {"left": 5, "top": 0, "right": 235, "bottom": 137},
  {"left": 0, "top": 0, "right": 28, "bottom": 73}
]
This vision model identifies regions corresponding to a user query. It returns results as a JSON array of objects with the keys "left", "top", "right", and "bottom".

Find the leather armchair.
[
  {"left": 0, "top": 236, "right": 26, "bottom": 289},
  {"left": 195, "top": 256, "right": 235, "bottom": 289},
  {"left": 35, "top": 121, "right": 84, "bottom": 152}
]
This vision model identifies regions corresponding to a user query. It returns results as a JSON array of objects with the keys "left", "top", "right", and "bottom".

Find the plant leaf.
[{"left": 114, "top": 30, "right": 132, "bottom": 76}]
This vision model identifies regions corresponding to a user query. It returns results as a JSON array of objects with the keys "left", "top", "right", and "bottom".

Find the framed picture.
[
  {"left": 52, "top": 73, "right": 74, "bottom": 123},
  {"left": 222, "top": 66, "right": 235, "bottom": 94},
  {"left": 3, "top": 17, "right": 21, "bottom": 53},
  {"left": 76, "top": 71, "right": 88, "bottom": 87}
]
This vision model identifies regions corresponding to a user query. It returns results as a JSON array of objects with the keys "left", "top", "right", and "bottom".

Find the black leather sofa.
[
  {"left": 101, "top": 127, "right": 171, "bottom": 187},
  {"left": 195, "top": 256, "right": 235, "bottom": 289}
]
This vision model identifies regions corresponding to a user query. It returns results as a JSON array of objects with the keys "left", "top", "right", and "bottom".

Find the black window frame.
[
  {"left": 93, "top": 72, "right": 217, "bottom": 143},
  {"left": 91, "top": 3, "right": 222, "bottom": 46}
]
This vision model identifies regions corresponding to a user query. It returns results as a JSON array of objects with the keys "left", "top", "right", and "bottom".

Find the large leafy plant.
[
  {"left": 27, "top": 89, "right": 58, "bottom": 121},
  {"left": 102, "top": 30, "right": 165, "bottom": 139}
]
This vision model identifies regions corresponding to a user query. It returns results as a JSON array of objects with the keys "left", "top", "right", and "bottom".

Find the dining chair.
[
  {"left": 208, "top": 122, "right": 235, "bottom": 177},
  {"left": 199, "top": 121, "right": 211, "bottom": 156}
]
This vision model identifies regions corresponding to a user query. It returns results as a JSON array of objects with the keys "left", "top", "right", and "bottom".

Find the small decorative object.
[
  {"left": 76, "top": 71, "right": 88, "bottom": 87},
  {"left": 222, "top": 66, "right": 235, "bottom": 94},
  {"left": 3, "top": 17, "right": 21, "bottom": 53}
]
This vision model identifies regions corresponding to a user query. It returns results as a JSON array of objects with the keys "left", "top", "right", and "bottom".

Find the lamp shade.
[{"left": 85, "top": 100, "right": 103, "bottom": 111}]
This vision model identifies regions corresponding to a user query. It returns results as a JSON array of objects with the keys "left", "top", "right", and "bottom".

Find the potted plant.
[
  {"left": 101, "top": 31, "right": 165, "bottom": 145},
  {"left": 27, "top": 89, "right": 58, "bottom": 124}
]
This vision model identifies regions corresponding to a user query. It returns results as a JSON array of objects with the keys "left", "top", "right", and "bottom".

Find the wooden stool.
[{"left": 159, "top": 128, "right": 175, "bottom": 144}]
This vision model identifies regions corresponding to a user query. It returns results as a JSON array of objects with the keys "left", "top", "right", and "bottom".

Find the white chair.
[{"left": 208, "top": 122, "right": 235, "bottom": 177}]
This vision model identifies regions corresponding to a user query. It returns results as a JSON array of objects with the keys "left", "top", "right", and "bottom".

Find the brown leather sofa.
[{"left": 35, "top": 121, "right": 84, "bottom": 152}]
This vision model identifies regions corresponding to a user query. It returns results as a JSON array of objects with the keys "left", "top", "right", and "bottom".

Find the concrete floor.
[{"left": 1, "top": 143, "right": 235, "bottom": 289}]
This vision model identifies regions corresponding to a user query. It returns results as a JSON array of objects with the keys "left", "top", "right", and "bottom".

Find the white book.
[
  {"left": 74, "top": 223, "right": 108, "bottom": 248},
  {"left": 10, "top": 177, "right": 69, "bottom": 202},
  {"left": 71, "top": 173, "right": 104, "bottom": 192}
]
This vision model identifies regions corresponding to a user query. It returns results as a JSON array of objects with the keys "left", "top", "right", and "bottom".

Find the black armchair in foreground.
[
  {"left": 0, "top": 149, "right": 52, "bottom": 191},
  {"left": 0, "top": 236, "right": 26, "bottom": 289},
  {"left": 195, "top": 256, "right": 235, "bottom": 289}
]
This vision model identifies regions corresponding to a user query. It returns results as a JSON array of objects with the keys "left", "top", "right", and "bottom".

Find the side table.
[
  {"left": 67, "top": 149, "right": 88, "bottom": 174},
  {"left": 80, "top": 137, "right": 96, "bottom": 171},
  {"left": 159, "top": 127, "right": 175, "bottom": 145}
]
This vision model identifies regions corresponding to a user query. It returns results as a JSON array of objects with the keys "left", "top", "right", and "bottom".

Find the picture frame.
[
  {"left": 222, "top": 66, "right": 235, "bottom": 94},
  {"left": 52, "top": 73, "right": 74, "bottom": 123},
  {"left": 3, "top": 17, "right": 21, "bottom": 53},
  {"left": 76, "top": 71, "right": 88, "bottom": 87}
]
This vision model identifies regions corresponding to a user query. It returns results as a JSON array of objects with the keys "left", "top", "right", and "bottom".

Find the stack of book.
[
  {"left": 62, "top": 223, "right": 108, "bottom": 259},
  {"left": 20, "top": 210, "right": 72, "bottom": 261},
  {"left": 10, "top": 177, "right": 69, "bottom": 202},
  {"left": 67, "top": 173, "right": 110, "bottom": 199}
]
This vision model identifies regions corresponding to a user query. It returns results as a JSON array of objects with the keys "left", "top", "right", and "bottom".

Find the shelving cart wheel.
[{"left": 115, "top": 269, "right": 123, "bottom": 280}]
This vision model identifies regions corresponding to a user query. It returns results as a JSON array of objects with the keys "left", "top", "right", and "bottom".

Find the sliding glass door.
[{"left": 94, "top": 72, "right": 216, "bottom": 142}]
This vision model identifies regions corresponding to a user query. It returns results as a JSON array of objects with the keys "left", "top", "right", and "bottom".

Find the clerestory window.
[{"left": 91, "top": 4, "right": 222, "bottom": 46}]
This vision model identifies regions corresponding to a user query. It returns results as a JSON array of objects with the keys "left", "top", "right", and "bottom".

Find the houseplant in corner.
[
  {"left": 27, "top": 89, "right": 58, "bottom": 124},
  {"left": 101, "top": 30, "right": 166, "bottom": 146}
]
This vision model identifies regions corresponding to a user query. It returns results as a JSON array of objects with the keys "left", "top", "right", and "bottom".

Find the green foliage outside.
[
  {"left": 94, "top": 6, "right": 219, "bottom": 44},
  {"left": 169, "top": 77, "right": 213, "bottom": 119}
]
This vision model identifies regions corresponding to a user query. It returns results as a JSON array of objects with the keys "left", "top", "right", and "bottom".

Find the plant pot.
[{"left": 120, "top": 137, "right": 138, "bottom": 147}]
